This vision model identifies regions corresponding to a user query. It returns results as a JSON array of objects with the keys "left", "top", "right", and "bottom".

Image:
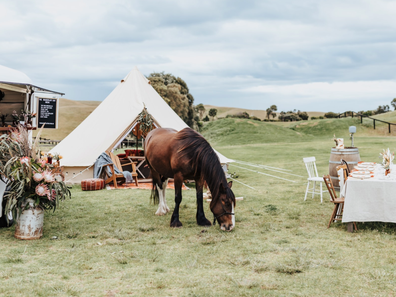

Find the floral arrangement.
[
  {"left": 20, "top": 109, "right": 37, "bottom": 127},
  {"left": 11, "top": 110, "right": 20, "bottom": 126},
  {"left": 380, "top": 148, "right": 394, "bottom": 170},
  {"left": 333, "top": 134, "right": 344, "bottom": 149},
  {"left": 52, "top": 152, "right": 63, "bottom": 161},
  {"left": 137, "top": 107, "right": 154, "bottom": 136},
  {"left": 0, "top": 125, "right": 71, "bottom": 221}
]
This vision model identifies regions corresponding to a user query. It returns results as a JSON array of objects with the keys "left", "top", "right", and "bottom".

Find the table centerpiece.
[{"left": 380, "top": 148, "right": 394, "bottom": 176}]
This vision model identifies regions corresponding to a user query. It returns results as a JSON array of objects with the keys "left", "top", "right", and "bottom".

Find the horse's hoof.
[
  {"left": 197, "top": 218, "right": 212, "bottom": 227},
  {"left": 170, "top": 221, "right": 183, "bottom": 228}
]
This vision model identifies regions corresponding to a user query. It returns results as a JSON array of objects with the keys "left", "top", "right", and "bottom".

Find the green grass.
[{"left": 2, "top": 118, "right": 396, "bottom": 296}]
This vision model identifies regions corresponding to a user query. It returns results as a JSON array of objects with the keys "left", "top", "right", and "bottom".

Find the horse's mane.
[{"left": 175, "top": 128, "right": 233, "bottom": 205}]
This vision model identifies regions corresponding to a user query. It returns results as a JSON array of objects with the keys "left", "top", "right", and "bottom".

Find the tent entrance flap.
[
  {"left": 107, "top": 118, "right": 160, "bottom": 152},
  {"left": 108, "top": 120, "right": 138, "bottom": 152}
]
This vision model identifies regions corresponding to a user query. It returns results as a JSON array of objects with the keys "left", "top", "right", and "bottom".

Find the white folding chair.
[{"left": 303, "top": 157, "right": 327, "bottom": 203}]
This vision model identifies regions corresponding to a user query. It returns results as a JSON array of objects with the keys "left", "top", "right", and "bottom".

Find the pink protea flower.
[
  {"left": 47, "top": 189, "right": 56, "bottom": 201},
  {"left": 38, "top": 159, "right": 47, "bottom": 167},
  {"left": 43, "top": 170, "right": 55, "bottom": 183},
  {"left": 35, "top": 184, "right": 49, "bottom": 196},
  {"left": 20, "top": 157, "right": 29, "bottom": 165},
  {"left": 33, "top": 172, "right": 44, "bottom": 182}
]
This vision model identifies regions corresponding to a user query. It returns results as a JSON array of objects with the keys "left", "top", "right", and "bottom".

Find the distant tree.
[
  {"left": 203, "top": 115, "right": 210, "bottom": 122},
  {"left": 196, "top": 104, "right": 206, "bottom": 120},
  {"left": 278, "top": 111, "right": 286, "bottom": 122},
  {"left": 375, "top": 105, "right": 390, "bottom": 115},
  {"left": 391, "top": 98, "right": 396, "bottom": 110},
  {"left": 266, "top": 105, "right": 277, "bottom": 120},
  {"left": 298, "top": 111, "right": 309, "bottom": 120},
  {"left": 147, "top": 72, "right": 196, "bottom": 128},
  {"left": 208, "top": 108, "right": 217, "bottom": 120}
]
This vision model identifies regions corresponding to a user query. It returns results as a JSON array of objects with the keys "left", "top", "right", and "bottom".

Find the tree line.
[{"left": 147, "top": 71, "right": 396, "bottom": 127}]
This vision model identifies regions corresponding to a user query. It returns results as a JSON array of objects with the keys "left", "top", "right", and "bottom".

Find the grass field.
[{"left": 3, "top": 117, "right": 396, "bottom": 296}]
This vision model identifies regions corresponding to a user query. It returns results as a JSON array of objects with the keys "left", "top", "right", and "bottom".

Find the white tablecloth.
[{"left": 342, "top": 165, "right": 396, "bottom": 223}]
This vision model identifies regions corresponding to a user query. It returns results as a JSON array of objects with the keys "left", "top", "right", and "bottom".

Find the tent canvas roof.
[
  {"left": 0, "top": 64, "right": 32, "bottom": 85},
  {"left": 0, "top": 64, "right": 64, "bottom": 95},
  {"left": 50, "top": 67, "right": 233, "bottom": 167}
]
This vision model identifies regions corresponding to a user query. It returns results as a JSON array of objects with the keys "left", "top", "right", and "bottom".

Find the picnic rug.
[{"left": 106, "top": 181, "right": 189, "bottom": 190}]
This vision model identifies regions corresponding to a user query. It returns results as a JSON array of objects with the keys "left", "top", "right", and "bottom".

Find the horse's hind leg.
[
  {"left": 196, "top": 181, "right": 212, "bottom": 226},
  {"left": 170, "top": 173, "right": 183, "bottom": 228},
  {"left": 155, "top": 178, "right": 170, "bottom": 216}
]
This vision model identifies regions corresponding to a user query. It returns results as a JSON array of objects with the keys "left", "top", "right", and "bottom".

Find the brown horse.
[{"left": 145, "top": 127, "right": 235, "bottom": 231}]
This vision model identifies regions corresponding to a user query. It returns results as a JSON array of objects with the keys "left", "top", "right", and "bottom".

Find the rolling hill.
[
  {"left": 33, "top": 98, "right": 396, "bottom": 142},
  {"left": 203, "top": 105, "right": 325, "bottom": 120},
  {"left": 33, "top": 98, "right": 101, "bottom": 140}
]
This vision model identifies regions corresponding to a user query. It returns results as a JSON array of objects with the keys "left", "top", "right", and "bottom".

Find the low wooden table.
[{"left": 127, "top": 156, "right": 151, "bottom": 181}]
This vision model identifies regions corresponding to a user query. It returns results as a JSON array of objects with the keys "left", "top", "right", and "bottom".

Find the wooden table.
[{"left": 127, "top": 156, "right": 150, "bottom": 181}]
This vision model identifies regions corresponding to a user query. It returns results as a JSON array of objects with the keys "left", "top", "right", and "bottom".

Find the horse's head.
[{"left": 210, "top": 181, "right": 235, "bottom": 231}]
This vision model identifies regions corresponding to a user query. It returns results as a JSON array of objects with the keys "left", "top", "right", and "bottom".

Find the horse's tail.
[
  {"left": 150, "top": 181, "right": 159, "bottom": 205},
  {"left": 146, "top": 157, "right": 159, "bottom": 204}
]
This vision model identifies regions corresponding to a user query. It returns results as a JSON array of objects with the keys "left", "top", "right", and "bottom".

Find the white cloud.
[{"left": 0, "top": 0, "right": 395, "bottom": 112}]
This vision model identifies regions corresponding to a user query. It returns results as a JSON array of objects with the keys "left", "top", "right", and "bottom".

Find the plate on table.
[
  {"left": 350, "top": 172, "right": 374, "bottom": 179},
  {"left": 355, "top": 165, "right": 375, "bottom": 171},
  {"left": 358, "top": 162, "right": 376, "bottom": 166}
]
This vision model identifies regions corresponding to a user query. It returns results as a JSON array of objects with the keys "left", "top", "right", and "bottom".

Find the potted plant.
[
  {"left": 0, "top": 125, "right": 71, "bottom": 239},
  {"left": 20, "top": 109, "right": 37, "bottom": 128}
]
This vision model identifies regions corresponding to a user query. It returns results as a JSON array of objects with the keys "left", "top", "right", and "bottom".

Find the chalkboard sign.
[{"left": 37, "top": 98, "right": 58, "bottom": 129}]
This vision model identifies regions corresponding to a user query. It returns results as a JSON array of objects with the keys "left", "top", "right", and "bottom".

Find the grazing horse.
[{"left": 145, "top": 127, "right": 236, "bottom": 231}]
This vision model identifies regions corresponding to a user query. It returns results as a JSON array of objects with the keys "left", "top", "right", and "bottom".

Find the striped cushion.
[{"left": 81, "top": 178, "right": 104, "bottom": 191}]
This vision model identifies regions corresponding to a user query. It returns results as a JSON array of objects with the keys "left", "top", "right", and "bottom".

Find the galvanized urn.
[{"left": 14, "top": 199, "right": 44, "bottom": 240}]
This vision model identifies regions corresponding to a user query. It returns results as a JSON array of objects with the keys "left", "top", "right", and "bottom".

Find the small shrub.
[
  {"left": 324, "top": 112, "right": 339, "bottom": 118},
  {"left": 250, "top": 116, "right": 261, "bottom": 121}
]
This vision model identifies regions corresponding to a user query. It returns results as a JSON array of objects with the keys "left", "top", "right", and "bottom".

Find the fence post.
[
  {"left": 373, "top": 119, "right": 376, "bottom": 129},
  {"left": 389, "top": 123, "right": 391, "bottom": 133},
  {"left": 361, "top": 116, "right": 363, "bottom": 124}
]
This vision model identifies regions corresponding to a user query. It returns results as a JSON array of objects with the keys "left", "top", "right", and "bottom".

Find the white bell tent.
[{"left": 50, "top": 67, "right": 233, "bottom": 183}]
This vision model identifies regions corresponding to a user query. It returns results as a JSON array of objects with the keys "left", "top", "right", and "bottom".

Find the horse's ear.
[
  {"left": 219, "top": 183, "right": 226, "bottom": 193},
  {"left": 228, "top": 181, "right": 233, "bottom": 189}
]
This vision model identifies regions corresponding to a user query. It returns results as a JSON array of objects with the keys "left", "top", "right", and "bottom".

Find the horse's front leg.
[
  {"left": 155, "top": 178, "right": 170, "bottom": 215},
  {"left": 196, "top": 180, "right": 212, "bottom": 226},
  {"left": 170, "top": 173, "right": 183, "bottom": 228}
]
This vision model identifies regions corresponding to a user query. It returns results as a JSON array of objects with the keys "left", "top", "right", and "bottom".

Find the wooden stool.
[{"left": 81, "top": 178, "right": 105, "bottom": 191}]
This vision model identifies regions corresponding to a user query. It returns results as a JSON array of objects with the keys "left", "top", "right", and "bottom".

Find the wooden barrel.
[{"left": 329, "top": 147, "right": 360, "bottom": 189}]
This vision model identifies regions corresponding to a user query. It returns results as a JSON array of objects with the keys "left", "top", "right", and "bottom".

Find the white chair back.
[{"left": 303, "top": 157, "right": 319, "bottom": 178}]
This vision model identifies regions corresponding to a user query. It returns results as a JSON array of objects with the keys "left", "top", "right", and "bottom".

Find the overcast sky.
[{"left": 1, "top": 0, "right": 395, "bottom": 112}]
